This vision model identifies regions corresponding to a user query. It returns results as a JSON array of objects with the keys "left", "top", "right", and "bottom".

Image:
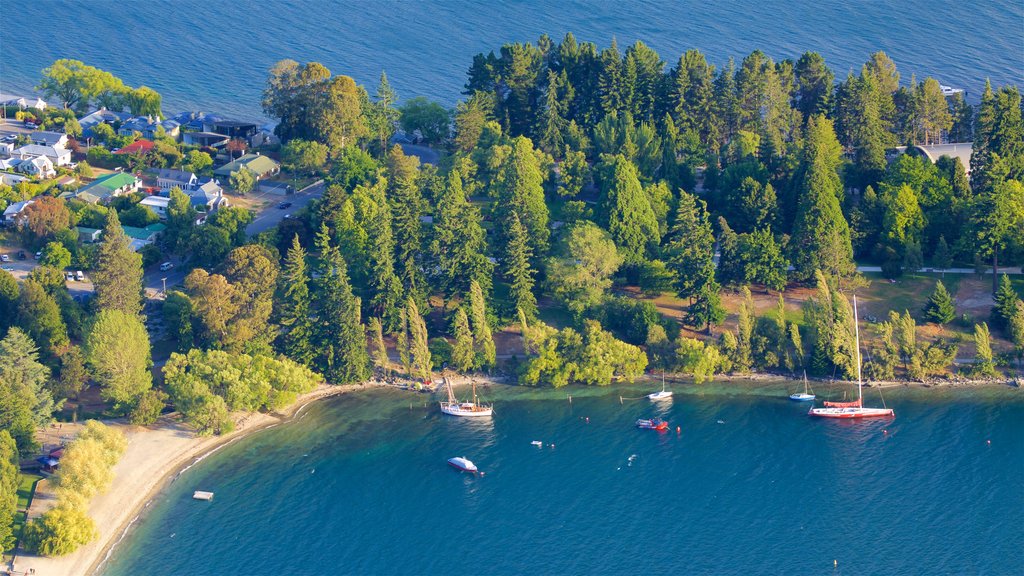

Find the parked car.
[
  {"left": 1, "top": 134, "right": 15, "bottom": 142},
  {"left": 75, "top": 270, "right": 85, "bottom": 281},
  {"left": 33, "top": 252, "right": 41, "bottom": 260},
  {"left": 277, "top": 202, "right": 292, "bottom": 209},
  {"left": 1, "top": 266, "right": 13, "bottom": 272},
  {"left": 16, "top": 251, "right": 26, "bottom": 260},
  {"left": 65, "top": 272, "right": 75, "bottom": 282},
  {"left": 159, "top": 262, "right": 174, "bottom": 272},
  {"left": 0, "top": 254, "right": 9, "bottom": 263}
]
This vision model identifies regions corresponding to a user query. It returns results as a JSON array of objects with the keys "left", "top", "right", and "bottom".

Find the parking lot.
[{"left": 0, "top": 247, "right": 95, "bottom": 298}]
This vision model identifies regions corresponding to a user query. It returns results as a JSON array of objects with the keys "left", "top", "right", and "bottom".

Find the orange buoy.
[{"left": 676, "top": 426, "right": 681, "bottom": 434}]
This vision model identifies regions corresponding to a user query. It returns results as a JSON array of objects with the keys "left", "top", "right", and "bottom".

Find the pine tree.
[
  {"left": 504, "top": 212, "right": 537, "bottom": 320},
  {"left": 450, "top": 308, "right": 475, "bottom": 372},
  {"left": 368, "top": 317, "right": 389, "bottom": 376},
  {"left": 386, "top": 146, "right": 425, "bottom": 302},
  {"left": 366, "top": 193, "right": 404, "bottom": 331},
  {"left": 468, "top": 280, "right": 496, "bottom": 370},
  {"left": 537, "top": 70, "right": 568, "bottom": 155},
  {"left": 973, "top": 322, "right": 996, "bottom": 377},
  {"left": 406, "top": 298, "right": 431, "bottom": 380},
  {"left": 92, "top": 210, "right": 143, "bottom": 316},
  {"left": 277, "top": 235, "right": 314, "bottom": 366},
  {"left": 992, "top": 274, "right": 1021, "bottom": 330},
  {"left": 599, "top": 155, "right": 660, "bottom": 263},
  {"left": 313, "top": 225, "right": 369, "bottom": 384},
  {"left": 430, "top": 170, "right": 493, "bottom": 299},
  {"left": 664, "top": 191, "right": 715, "bottom": 300},
  {"left": 598, "top": 38, "right": 624, "bottom": 115},
  {"left": 395, "top": 306, "right": 411, "bottom": 376},
  {"left": 923, "top": 280, "right": 956, "bottom": 325},
  {"left": 492, "top": 136, "right": 550, "bottom": 259},
  {"left": 790, "top": 115, "right": 855, "bottom": 281},
  {"left": 933, "top": 235, "right": 952, "bottom": 270},
  {"left": 687, "top": 279, "right": 725, "bottom": 334}
]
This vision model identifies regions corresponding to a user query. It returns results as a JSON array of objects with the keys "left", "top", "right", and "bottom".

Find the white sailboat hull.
[
  {"left": 440, "top": 402, "right": 493, "bottom": 417},
  {"left": 808, "top": 407, "right": 894, "bottom": 419},
  {"left": 648, "top": 391, "right": 673, "bottom": 401}
]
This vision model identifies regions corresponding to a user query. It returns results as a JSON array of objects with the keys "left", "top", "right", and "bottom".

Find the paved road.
[
  {"left": 856, "top": 266, "right": 1022, "bottom": 275},
  {"left": 245, "top": 180, "right": 324, "bottom": 236}
]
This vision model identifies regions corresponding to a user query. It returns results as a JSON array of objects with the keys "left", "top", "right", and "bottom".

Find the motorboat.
[
  {"left": 636, "top": 418, "right": 669, "bottom": 431},
  {"left": 447, "top": 456, "right": 478, "bottom": 473}
]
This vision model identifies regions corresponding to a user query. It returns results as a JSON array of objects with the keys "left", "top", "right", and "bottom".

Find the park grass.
[
  {"left": 8, "top": 472, "right": 44, "bottom": 552},
  {"left": 858, "top": 272, "right": 964, "bottom": 320}
]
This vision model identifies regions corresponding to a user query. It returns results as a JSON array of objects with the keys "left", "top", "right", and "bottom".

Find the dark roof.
[
  {"left": 212, "top": 120, "right": 259, "bottom": 128},
  {"left": 157, "top": 168, "right": 197, "bottom": 182}
]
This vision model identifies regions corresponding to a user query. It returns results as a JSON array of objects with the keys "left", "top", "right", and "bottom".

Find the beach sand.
[{"left": 10, "top": 383, "right": 364, "bottom": 576}]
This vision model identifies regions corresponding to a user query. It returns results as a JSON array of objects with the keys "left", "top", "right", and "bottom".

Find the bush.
[
  {"left": 428, "top": 337, "right": 453, "bottom": 370},
  {"left": 129, "top": 389, "right": 168, "bottom": 425},
  {"left": 22, "top": 506, "right": 97, "bottom": 557},
  {"left": 599, "top": 296, "right": 671, "bottom": 345}
]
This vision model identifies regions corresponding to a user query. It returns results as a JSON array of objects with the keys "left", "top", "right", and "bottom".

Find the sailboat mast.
[{"left": 853, "top": 295, "right": 863, "bottom": 403}]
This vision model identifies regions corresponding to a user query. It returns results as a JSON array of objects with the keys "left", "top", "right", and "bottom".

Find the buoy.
[
  {"left": 987, "top": 439, "right": 991, "bottom": 445},
  {"left": 676, "top": 426, "right": 681, "bottom": 434},
  {"left": 883, "top": 429, "right": 888, "bottom": 434},
  {"left": 550, "top": 443, "right": 556, "bottom": 448},
  {"left": 834, "top": 559, "right": 837, "bottom": 568},
  {"left": 585, "top": 417, "right": 589, "bottom": 423}
]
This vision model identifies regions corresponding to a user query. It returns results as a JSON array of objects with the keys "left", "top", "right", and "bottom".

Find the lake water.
[
  {"left": 1, "top": 1, "right": 1022, "bottom": 121},
  {"left": 100, "top": 382, "right": 1023, "bottom": 576}
]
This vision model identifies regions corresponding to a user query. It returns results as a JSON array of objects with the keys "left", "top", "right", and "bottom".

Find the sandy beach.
[{"left": 10, "top": 383, "right": 367, "bottom": 576}]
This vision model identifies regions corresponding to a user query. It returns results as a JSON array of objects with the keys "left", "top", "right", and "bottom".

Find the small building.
[
  {"left": 214, "top": 153, "right": 280, "bottom": 180},
  {"left": 182, "top": 131, "right": 230, "bottom": 148},
  {"left": 79, "top": 108, "right": 133, "bottom": 141},
  {"left": 73, "top": 172, "right": 141, "bottom": 203},
  {"left": 208, "top": 120, "right": 259, "bottom": 142},
  {"left": 122, "top": 223, "right": 167, "bottom": 250},
  {"left": 30, "top": 131, "right": 69, "bottom": 148},
  {"left": 889, "top": 142, "right": 973, "bottom": 175},
  {"left": 55, "top": 174, "right": 77, "bottom": 188},
  {"left": 3, "top": 200, "right": 34, "bottom": 226},
  {"left": 190, "top": 180, "right": 228, "bottom": 211},
  {"left": 114, "top": 139, "right": 155, "bottom": 156},
  {"left": 156, "top": 168, "right": 198, "bottom": 192},
  {"left": 76, "top": 226, "right": 103, "bottom": 242},
  {"left": 13, "top": 143, "right": 72, "bottom": 166},
  {"left": 0, "top": 172, "right": 28, "bottom": 187},
  {"left": 140, "top": 195, "right": 171, "bottom": 218},
  {"left": 119, "top": 117, "right": 180, "bottom": 140},
  {"left": 0, "top": 93, "right": 47, "bottom": 110},
  {"left": 0, "top": 142, "right": 14, "bottom": 157},
  {"left": 19, "top": 156, "right": 55, "bottom": 178}
]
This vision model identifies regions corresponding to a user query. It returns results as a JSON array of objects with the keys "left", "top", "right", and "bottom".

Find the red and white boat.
[
  {"left": 636, "top": 418, "right": 670, "bottom": 431},
  {"left": 809, "top": 295, "right": 894, "bottom": 419}
]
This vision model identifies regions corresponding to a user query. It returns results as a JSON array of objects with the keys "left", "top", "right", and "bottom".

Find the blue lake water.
[
  {"left": 1, "top": 1, "right": 1022, "bottom": 120},
  {"left": 100, "top": 383, "right": 1023, "bottom": 576}
]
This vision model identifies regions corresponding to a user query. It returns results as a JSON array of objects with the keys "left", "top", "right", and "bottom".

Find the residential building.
[
  {"left": 213, "top": 153, "right": 280, "bottom": 180},
  {"left": 0, "top": 94, "right": 47, "bottom": 110},
  {"left": 18, "top": 156, "right": 55, "bottom": 178},
  {"left": 0, "top": 142, "right": 13, "bottom": 157},
  {"left": 140, "top": 195, "right": 171, "bottom": 218},
  {"left": 182, "top": 131, "right": 230, "bottom": 148},
  {"left": 78, "top": 108, "right": 132, "bottom": 141},
  {"left": 122, "top": 223, "right": 167, "bottom": 251},
  {"left": 114, "top": 139, "right": 156, "bottom": 156},
  {"left": 30, "top": 131, "right": 69, "bottom": 148},
  {"left": 69, "top": 172, "right": 140, "bottom": 203},
  {"left": 2, "top": 200, "right": 34, "bottom": 226},
  {"left": 75, "top": 227, "right": 103, "bottom": 242},
  {"left": 190, "top": 180, "right": 228, "bottom": 211},
  {"left": 118, "top": 117, "right": 180, "bottom": 139},
  {"left": 13, "top": 143, "right": 72, "bottom": 166},
  {"left": 156, "top": 168, "right": 198, "bottom": 192},
  {"left": 888, "top": 143, "right": 973, "bottom": 175},
  {"left": 0, "top": 172, "right": 28, "bottom": 187},
  {"left": 208, "top": 120, "right": 259, "bottom": 142}
]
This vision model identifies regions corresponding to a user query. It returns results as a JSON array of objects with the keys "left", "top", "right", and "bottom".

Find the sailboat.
[
  {"left": 439, "top": 376, "right": 493, "bottom": 417},
  {"left": 809, "top": 295, "right": 894, "bottom": 419},
  {"left": 789, "top": 371, "right": 815, "bottom": 401},
  {"left": 648, "top": 372, "right": 673, "bottom": 401}
]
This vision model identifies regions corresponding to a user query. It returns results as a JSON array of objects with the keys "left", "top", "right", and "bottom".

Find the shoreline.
[{"left": 13, "top": 383, "right": 372, "bottom": 576}]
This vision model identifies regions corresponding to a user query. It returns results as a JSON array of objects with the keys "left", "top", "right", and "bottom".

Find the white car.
[
  {"left": 75, "top": 270, "right": 85, "bottom": 281},
  {"left": 159, "top": 262, "right": 174, "bottom": 272}
]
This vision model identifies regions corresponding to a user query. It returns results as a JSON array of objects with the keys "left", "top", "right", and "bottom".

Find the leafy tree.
[
  {"left": 24, "top": 196, "right": 72, "bottom": 244},
  {"left": 675, "top": 337, "right": 722, "bottom": 384},
  {"left": 991, "top": 274, "right": 1022, "bottom": 331},
  {"left": 184, "top": 269, "right": 238, "bottom": 346},
  {"left": 558, "top": 147, "right": 590, "bottom": 198},
  {"left": 17, "top": 279, "right": 69, "bottom": 355},
  {"left": 790, "top": 115, "right": 855, "bottom": 281},
  {"left": 1008, "top": 301, "right": 1024, "bottom": 360},
  {"left": 406, "top": 298, "right": 431, "bottom": 380},
  {"left": 262, "top": 60, "right": 368, "bottom": 147},
  {"left": 687, "top": 279, "right": 725, "bottom": 333},
  {"left": 450, "top": 309, "right": 475, "bottom": 372},
  {"left": 85, "top": 309, "right": 152, "bottom": 411},
  {"left": 664, "top": 191, "right": 715, "bottom": 300},
  {"left": 221, "top": 245, "right": 280, "bottom": 354},
  {"left": 0, "top": 270, "right": 17, "bottom": 334},
  {"left": 37, "top": 59, "right": 125, "bottom": 111},
  {"left": 230, "top": 168, "right": 256, "bottom": 194},
  {"left": 974, "top": 179, "right": 1024, "bottom": 293},
  {"left": 277, "top": 235, "right": 314, "bottom": 365},
  {"left": 282, "top": 139, "right": 329, "bottom": 176},
  {"left": 162, "top": 290, "right": 194, "bottom": 352},
  {"left": 368, "top": 317, "right": 389, "bottom": 375},
  {"left": 468, "top": 280, "right": 496, "bottom": 370},
  {"left": 740, "top": 228, "right": 789, "bottom": 292},
  {"left": 803, "top": 270, "right": 858, "bottom": 378},
  {"left": 129, "top": 389, "right": 167, "bottom": 426},
  {"left": 54, "top": 345, "right": 88, "bottom": 402},
  {"left": 0, "top": 431, "right": 17, "bottom": 550},
  {"left": 0, "top": 327, "right": 55, "bottom": 455},
  {"left": 23, "top": 505, "right": 97, "bottom": 556},
  {"left": 92, "top": 210, "right": 143, "bottom": 316},
  {"left": 923, "top": 280, "right": 956, "bottom": 324},
  {"left": 546, "top": 221, "right": 622, "bottom": 315},
  {"left": 184, "top": 150, "right": 213, "bottom": 173},
  {"left": 165, "top": 187, "right": 197, "bottom": 254},
  {"left": 125, "top": 85, "right": 163, "bottom": 117},
  {"left": 400, "top": 96, "right": 450, "bottom": 144},
  {"left": 973, "top": 322, "right": 997, "bottom": 377},
  {"left": 503, "top": 212, "right": 538, "bottom": 319}
]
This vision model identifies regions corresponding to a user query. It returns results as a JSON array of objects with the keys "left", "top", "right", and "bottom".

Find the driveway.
[{"left": 245, "top": 180, "right": 324, "bottom": 236}]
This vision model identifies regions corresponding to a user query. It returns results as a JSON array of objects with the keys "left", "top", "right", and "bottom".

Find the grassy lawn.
[
  {"left": 858, "top": 272, "right": 964, "bottom": 320},
  {"left": 9, "top": 472, "right": 43, "bottom": 550}
]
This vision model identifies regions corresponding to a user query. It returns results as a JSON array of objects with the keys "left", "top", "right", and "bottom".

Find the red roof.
[{"left": 114, "top": 139, "right": 155, "bottom": 155}]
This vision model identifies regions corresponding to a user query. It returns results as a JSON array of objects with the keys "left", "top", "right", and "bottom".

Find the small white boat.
[
  {"left": 440, "top": 377, "right": 493, "bottom": 417},
  {"left": 447, "top": 456, "right": 478, "bottom": 473},
  {"left": 789, "top": 371, "right": 816, "bottom": 402},
  {"left": 530, "top": 440, "right": 543, "bottom": 447},
  {"left": 648, "top": 373, "right": 672, "bottom": 401}
]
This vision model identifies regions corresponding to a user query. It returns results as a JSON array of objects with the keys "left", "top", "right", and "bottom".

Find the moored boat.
[
  {"left": 789, "top": 371, "right": 815, "bottom": 401},
  {"left": 636, "top": 418, "right": 669, "bottom": 431},
  {"left": 439, "top": 377, "right": 493, "bottom": 417},
  {"left": 447, "top": 456, "right": 478, "bottom": 473},
  {"left": 648, "top": 372, "right": 673, "bottom": 401},
  {"left": 809, "top": 296, "right": 894, "bottom": 419}
]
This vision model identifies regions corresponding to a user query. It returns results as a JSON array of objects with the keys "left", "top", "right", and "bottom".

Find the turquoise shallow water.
[
  {"left": 101, "top": 382, "right": 1024, "bottom": 576},
  {"left": 2, "top": 1, "right": 1021, "bottom": 119}
]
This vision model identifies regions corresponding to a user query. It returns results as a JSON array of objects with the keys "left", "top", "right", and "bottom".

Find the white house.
[
  {"left": 3, "top": 200, "right": 34, "bottom": 226},
  {"left": 0, "top": 172, "right": 28, "bottom": 187},
  {"left": 0, "top": 142, "right": 13, "bottom": 157},
  {"left": 14, "top": 143, "right": 71, "bottom": 167},
  {"left": 19, "top": 156, "right": 55, "bottom": 178},
  {"left": 156, "top": 168, "right": 198, "bottom": 192},
  {"left": 30, "top": 131, "right": 69, "bottom": 148},
  {"left": 139, "top": 195, "right": 170, "bottom": 219}
]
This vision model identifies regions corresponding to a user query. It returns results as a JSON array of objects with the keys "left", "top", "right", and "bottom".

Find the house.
[
  {"left": 113, "top": 139, "right": 156, "bottom": 156},
  {"left": 118, "top": 117, "right": 180, "bottom": 139},
  {"left": 140, "top": 195, "right": 170, "bottom": 218},
  {"left": 214, "top": 153, "right": 280, "bottom": 180},
  {"left": 251, "top": 128, "right": 280, "bottom": 148},
  {"left": 888, "top": 143, "right": 973, "bottom": 176},
  {"left": 55, "top": 175, "right": 77, "bottom": 189},
  {"left": 174, "top": 111, "right": 225, "bottom": 132},
  {"left": 190, "top": 180, "right": 228, "bottom": 211},
  {"left": 71, "top": 172, "right": 140, "bottom": 203},
  {"left": 0, "top": 172, "right": 28, "bottom": 187},
  {"left": 76, "top": 226, "right": 103, "bottom": 242},
  {"left": 3, "top": 200, "right": 34, "bottom": 226},
  {"left": 0, "top": 93, "right": 47, "bottom": 110},
  {"left": 0, "top": 142, "right": 13, "bottom": 157},
  {"left": 122, "top": 223, "right": 167, "bottom": 251},
  {"left": 13, "top": 143, "right": 72, "bottom": 166},
  {"left": 18, "top": 156, "right": 55, "bottom": 178},
  {"left": 30, "top": 131, "right": 69, "bottom": 148},
  {"left": 156, "top": 168, "right": 198, "bottom": 192},
  {"left": 207, "top": 120, "right": 259, "bottom": 142},
  {"left": 182, "top": 131, "right": 230, "bottom": 148},
  {"left": 78, "top": 108, "right": 132, "bottom": 141}
]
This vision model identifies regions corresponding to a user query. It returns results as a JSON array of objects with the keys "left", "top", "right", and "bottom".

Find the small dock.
[{"left": 192, "top": 490, "right": 214, "bottom": 501}]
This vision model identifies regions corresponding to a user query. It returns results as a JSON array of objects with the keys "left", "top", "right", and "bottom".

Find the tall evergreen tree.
[
  {"left": 313, "top": 225, "right": 369, "bottom": 384},
  {"left": 492, "top": 136, "right": 550, "bottom": 259},
  {"left": 450, "top": 308, "right": 475, "bottom": 372},
  {"left": 468, "top": 280, "right": 496, "bottom": 370},
  {"left": 17, "top": 279, "right": 68, "bottom": 357},
  {"left": 992, "top": 274, "right": 1022, "bottom": 330},
  {"left": 664, "top": 191, "right": 715, "bottom": 300},
  {"left": 599, "top": 155, "right": 660, "bottom": 263},
  {"left": 790, "top": 115, "right": 855, "bottom": 281},
  {"left": 277, "top": 235, "right": 314, "bottom": 366},
  {"left": 794, "top": 52, "right": 834, "bottom": 120},
  {"left": 504, "top": 213, "right": 538, "bottom": 319},
  {"left": 537, "top": 70, "right": 569, "bottom": 155},
  {"left": 430, "top": 170, "right": 494, "bottom": 299},
  {"left": 0, "top": 328, "right": 54, "bottom": 455},
  {"left": 687, "top": 279, "right": 725, "bottom": 334},
  {"left": 0, "top": 430, "right": 17, "bottom": 550},
  {"left": 405, "top": 298, "right": 431, "bottom": 380},
  {"left": 368, "top": 317, "right": 389, "bottom": 375},
  {"left": 366, "top": 191, "right": 404, "bottom": 331},
  {"left": 386, "top": 146, "right": 425, "bottom": 301},
  {"left": 92, "top": 210, "right": 143, "bottom": 316},
  {"left": 923, "top": 280, "right": 956, "bottom": 325}
]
